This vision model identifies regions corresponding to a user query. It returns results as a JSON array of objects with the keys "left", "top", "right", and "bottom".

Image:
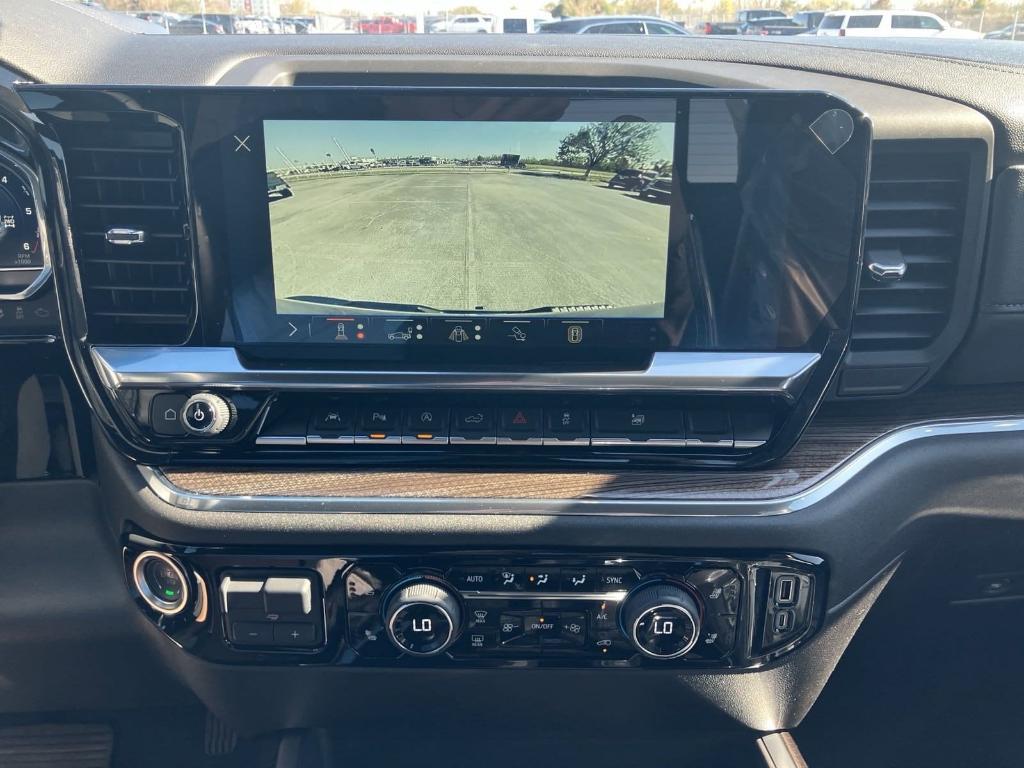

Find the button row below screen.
[{"left": 296, "top": 404, "right": 775, "bottom": 449}]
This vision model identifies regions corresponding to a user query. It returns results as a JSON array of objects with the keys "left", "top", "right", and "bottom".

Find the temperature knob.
[
  {"left": 384, "top": 581, "right": 462, "bottom": 657},
  {"left": 181, "top": 393, "right": 233, "bottom": 437},
  {"left": 620, "top": 582, "right": 702, "bottom": 659}
]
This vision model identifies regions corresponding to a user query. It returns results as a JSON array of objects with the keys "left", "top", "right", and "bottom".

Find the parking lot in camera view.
[{"left": 268, "top": 168, "right": 671, "bottom": 316}]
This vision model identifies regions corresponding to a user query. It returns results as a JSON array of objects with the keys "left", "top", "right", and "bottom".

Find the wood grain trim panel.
[{"left": 161, "top": 386, "right": 1024, "bottom": 502}]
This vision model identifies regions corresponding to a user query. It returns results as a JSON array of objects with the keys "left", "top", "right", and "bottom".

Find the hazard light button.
[{"left": 498, "top": 407, "right": 542, "bottom": 444}]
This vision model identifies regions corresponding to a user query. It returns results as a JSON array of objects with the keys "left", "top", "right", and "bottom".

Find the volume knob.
[
  {"left": 620, "top": 582, "right": 702, "bottom": 659},
  {"left": 384, "top": 581, "right": 462, "bottom": 657},
  {"left": 181, "top": 393, "right": 233, "bottom": 436}
]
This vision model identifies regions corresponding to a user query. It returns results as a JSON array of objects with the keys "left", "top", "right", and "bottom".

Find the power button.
[{"left": 181, "top": 393, "right": 233, "bottom": 436}]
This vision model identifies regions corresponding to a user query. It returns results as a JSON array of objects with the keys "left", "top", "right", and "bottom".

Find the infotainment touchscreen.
[
  {"left": 210, "top": 89, "right": 870, "bottom": 361},
  {"left": 263, "top": 106, "right": 676, "bottom": 320}
]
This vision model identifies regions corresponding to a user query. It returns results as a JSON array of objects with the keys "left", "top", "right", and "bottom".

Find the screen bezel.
[{"left": 184, "top": 86, "right": 871, "bottom": 368}]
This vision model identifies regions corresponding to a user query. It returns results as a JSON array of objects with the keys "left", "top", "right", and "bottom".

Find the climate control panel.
[
  {"left": 343, "top": 562, "right": 746, "bottom": 664},
  {"left": 123, "top": 537, "right": 824, "bottom": 669}
]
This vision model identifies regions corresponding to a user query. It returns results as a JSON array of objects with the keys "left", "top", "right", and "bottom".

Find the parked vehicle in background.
[
  {"left": 170, "top": 18, "right": 225, "bottom": 34},
  {"left": 816, "top": 10, "right": 982, "bottom": 38},
  {"left": 608, "top": 169, "right": 656, "bottom": 191},
  {"left": 740, "top": 16, "right": 805, "bottom": 35},
  {"left": 538, "top": 16, "right": 688, "bottom": 34},
  {"left": 359, "top": 16, "right": 417, "bottom": 33},
  {"left": 267, "top": 172, "right": 293, "bottom": 201},
  {"left": 494, "top": 15, "right": 553, "bottom": 33},
  {"left": 707, "top": 10, "right": 784, "bottom": 35},
  {"left": 701, "top": 20, "right": 740, "bottom": 34},
  {"left": 190, "top": 13, "right": 238, "bottom": 33},
  {"left": 130, "top": 11, "right": 184, "bottom": 30},
  {"left": 793, "top": 10, "right": 826, "bottom": 30},
  {"left": 984, "top": 22, "right": 1023, "bottom": 40},
  {"left": 736, "top": 9, "right": 787, "bottom": 24},
  {"left": 639, "top": 175, "right": 673, "bottom": 202},
  {"left": 430, "top": 15, "right": 494, "bottom": 33},
  {"left": 284, "top": 16, "right": 318, "bottom": 33},
  {"left": 235, "top": 16, "right": 268, "bottom": 33}
]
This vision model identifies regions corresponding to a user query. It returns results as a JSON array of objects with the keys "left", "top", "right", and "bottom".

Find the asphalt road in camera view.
[{"left": 268, "top": 169, "right": 670, "bottom": 315}]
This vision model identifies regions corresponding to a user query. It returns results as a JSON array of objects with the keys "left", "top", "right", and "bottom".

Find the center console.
[{"left": 125, "top": 535, "right": 824, "bottom": 670}]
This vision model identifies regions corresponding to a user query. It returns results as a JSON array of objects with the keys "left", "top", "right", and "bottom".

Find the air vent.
[
  {"left": 850, "top": 147, "right": 970, "bottom": 352},
  {"left": 58, "top": 115, "right": 195, "bottom": 344}
]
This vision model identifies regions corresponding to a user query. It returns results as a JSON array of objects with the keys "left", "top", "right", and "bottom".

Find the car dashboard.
[{"left": 0, "top": 3, "right": 1023, "bottom": 766}]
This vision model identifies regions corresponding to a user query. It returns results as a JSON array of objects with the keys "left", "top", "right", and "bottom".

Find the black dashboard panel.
[
  {"left": 20, "top": 84, "right": 872, "bottom": 470},
  {"left": 123, "top": 535, "right": 826, "bottom": 670},
  {"left": 0, "top": 3, "right": 1022, "bottom": 756}
]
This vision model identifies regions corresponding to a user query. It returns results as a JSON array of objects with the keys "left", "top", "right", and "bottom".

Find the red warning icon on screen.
[{"left": 512, "top": 411, "right": 529, "bottom": 425}]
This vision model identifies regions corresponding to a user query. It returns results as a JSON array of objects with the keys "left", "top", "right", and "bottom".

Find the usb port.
[
  {"left": 773, "top": 609, "right": 795, "bottom": 634},
  {"left": 775, "top": 575, "right": 798, "bottom": 606}
]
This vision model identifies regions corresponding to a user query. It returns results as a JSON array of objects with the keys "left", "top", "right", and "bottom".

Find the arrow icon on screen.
[{"left": 288, "top": 322, "right": 299, "bottom": 337}]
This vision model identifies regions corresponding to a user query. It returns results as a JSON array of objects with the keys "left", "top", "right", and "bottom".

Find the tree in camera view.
[{"left": 556, "top": 121, "right": 660, "bottom": 179}]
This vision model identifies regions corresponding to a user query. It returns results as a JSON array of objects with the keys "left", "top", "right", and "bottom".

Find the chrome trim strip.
[
  {"left": 591, "top": 438, "right": 690, "bottom": 448},
  {"left": 90, "top": 347, "right": 820, "bottom": 400},
  {"left": 735, "top": 439, "right": 767, "bottom": 450},
  {"left": 449, "top": 435, "right": 497, "bottom": 445},
  {"left": 138, "top": 416, "right": 1024, "bottom": 517},
  {"left": 757, "top": 732, "right": 809, "bottom": 768},
  {"left": 192, "top": 570, "right": 209, "bottom": 624},
  {"left": 464, "top": 591, "right": 627, "bottom": 601},
  {"left": 400, "top": 435, "right": 449, "bottom": 445},
  {"left": 0, "top": 335, "right": 58, "bottom": 345},
  {"left": 254, "top": 435, "right": 308, "bottom": 446},
  {"left": 353, "top": 435, "right": 402, "bottom": 445},
  {"left": 305, "top": 435, "right": 354, "bottom": 445}
]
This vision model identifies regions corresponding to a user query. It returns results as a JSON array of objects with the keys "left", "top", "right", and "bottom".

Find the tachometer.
[{"left": 0, "top": 164, "right": 40, "bottom": 269}]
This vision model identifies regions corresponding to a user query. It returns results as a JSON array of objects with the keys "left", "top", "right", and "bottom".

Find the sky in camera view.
[{"left": 263, "top": 119, "right": 676, "bottom": 167}]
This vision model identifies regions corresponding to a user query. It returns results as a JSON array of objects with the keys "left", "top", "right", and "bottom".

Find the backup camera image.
[{"left": 264, "top": 116, "right": 675, "bottom": 317}]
